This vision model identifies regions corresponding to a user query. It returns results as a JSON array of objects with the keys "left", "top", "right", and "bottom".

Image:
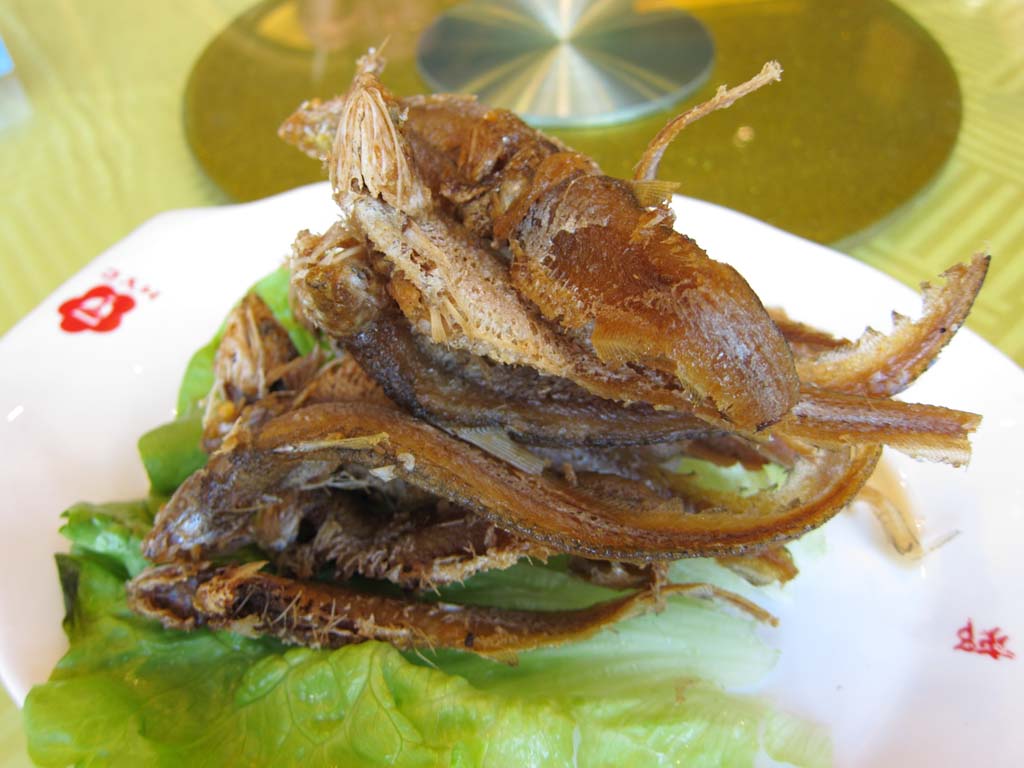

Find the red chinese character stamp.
[
  {"left": 954, "top": 619, "right": 1015, "bottom": 660},
  {"left": 58, "top": 285, "right": 136, "bottom": 333},
  {"left": 58, "top": 267, "right": 160, "bottom": 333}
]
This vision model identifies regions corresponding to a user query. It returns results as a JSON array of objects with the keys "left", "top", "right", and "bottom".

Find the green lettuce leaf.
[
  {"left": 59, "top": 500, "right": 155, "bottom": 580},
  {"left": 137, "top": 416, "right": 206, "bottom": 497},
  {"left": 24, "top": 506, "right": 829, "bottom": 768}
]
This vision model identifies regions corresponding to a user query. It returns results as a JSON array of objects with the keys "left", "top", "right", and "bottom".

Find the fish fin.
[{"left": 626, "top": 179, "right": 681, "bottom": 208}]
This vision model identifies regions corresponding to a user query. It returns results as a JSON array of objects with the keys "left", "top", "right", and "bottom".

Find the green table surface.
[{"left": 1, "top": 1, "right": 1022, "bottom": 765}]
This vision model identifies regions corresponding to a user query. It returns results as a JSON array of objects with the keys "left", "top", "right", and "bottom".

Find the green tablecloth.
[{"left": 1, "top": 1, "right": 1022, "bottom": 764}]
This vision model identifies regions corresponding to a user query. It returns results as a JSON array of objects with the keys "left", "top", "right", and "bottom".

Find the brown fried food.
[
  {"left": 127, "top": 561, "right": 775, "bottom": 657},
  {"left": 289, "top": 221, "right": 390, "bottom": 340},
  {"left": 202, "top": 293, "right": 319, "bottom": 451},
  {"left": 322, "top": 54, "right": 798, "bottom": 430},
  {"left": 717, "top": 546, "right": 799, "bottom": 586},
  {"left": 292, "top": 355, "right": 391, "bottom": 408},
  {"left": 783, "top": 389, "right": 980, "bottom": 466},
  {"left": 132, "top": 50, "right": 990, "bottom": 659},
  {"left": 349, "top": 311, "right": 716, "bottom": 448},
  {"left": 288, "top": 215, "right": 971, "bottom": 466},
  {"left": 284, "top": 56, "right": 984, "bottom": 463},
  {"left": 273, "top": 495, "right": 547, "bottom": 589},
  {"left": 149, "top": 425, "right": 543, "bottom": 589},
  {"left": 145, "top": 400, "right": 880, "bottom": 564},
  {"left": 505, "top": 165, "right": 799, "bottom": 430},
  {"left": 793, "top": 254, "right": 989, "bottom": 397},
  {"left": 355, "top": 301, "right": 977, "bottom": 465},
  {"left": 288, "top": 218, "right": 724, "bottom": 447},
  {"left": 168, "top": 313, "right": 546, "bottom": 589},
  {"left": 289, "top": 211, "right": 982, "bottom": 463},
  {"left": 769, "top": 309, "right": 848, "bottom": 356},
  {"left": 347, "top": 192, "right": 710, "bottom": 416}
]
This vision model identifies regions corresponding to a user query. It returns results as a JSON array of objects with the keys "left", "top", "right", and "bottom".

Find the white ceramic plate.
[{"left": 1, "top": 184, "right": 1021, "bottom": 766}]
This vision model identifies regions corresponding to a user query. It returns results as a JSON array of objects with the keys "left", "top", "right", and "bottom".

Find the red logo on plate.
[
  {"left": 58, "top": 285, "right": 136, "bottom": 333},
  {"left": 954, "top": 619, "right": 1015, "bottom": 660}
]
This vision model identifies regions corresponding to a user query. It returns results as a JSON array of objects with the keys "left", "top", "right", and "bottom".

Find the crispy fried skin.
[
  {"left": 214, "top": 293, "right": 298, "bottom": 400},
  {"left": 125, "top": 563, "right": 218, "bottom": 630},
  {"left": 128, "top": 561, "right": 774, "bottom": 655},
  {"left": 154, "top": 420, "right": 545, "bottom": 588},
  {"left": 293, "top": 355, "right": 391, "bottom": 408},
  {"left": 506, "top": 167, "right": 799, "bottom": 430},
  {"left": 349, "top": 312, "right": 716, "bottom": 447},
  {"left": 784, "top": 389, "right": 980, "bottom": 466},
  {"left": 793, "top": 254, "right": 990, "bottom": 397},
  {"left": 345, "top": 302, "right": 976, "bottom": 464},
  {"left": 203, "top": 293, "right": 318, "bottom": 451},
  {"left": 289, "top": 218, "right": 723, "bottom": 447},
  {"left": 348, "top": 193, "right": 717, "bottom": 418},
  {"left": 145, "top": 401, "right": 880, "bottom": 563},
  {"left": 324, "top": 59, "right": 799, "bottom": 430}
]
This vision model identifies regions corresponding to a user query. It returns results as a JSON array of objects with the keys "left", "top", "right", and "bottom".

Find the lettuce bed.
[{"left": 22, "top": 270, "right": 829, "bottom": 767}]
